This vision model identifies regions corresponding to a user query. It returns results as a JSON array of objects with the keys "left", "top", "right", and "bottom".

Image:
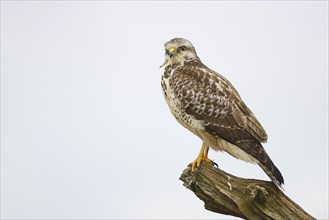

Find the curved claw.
[
  {"left": 212, "top": 161, "right": 218, "bottom": 168},
  {"left": 191, "top": 156, "right": 212, "bottom": 171}
]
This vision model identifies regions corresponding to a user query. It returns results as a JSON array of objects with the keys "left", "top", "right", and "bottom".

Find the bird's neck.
[
  {"left": 161, "top": 56, "right": 201, "bottom": 69},
  {"left": 162, "top": 59, "right": 202, "bottom": 79}
]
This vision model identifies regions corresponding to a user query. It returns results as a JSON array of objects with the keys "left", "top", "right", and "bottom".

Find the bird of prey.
[{"left": 160, "top": 38, "right": 284, "bottom": 187}]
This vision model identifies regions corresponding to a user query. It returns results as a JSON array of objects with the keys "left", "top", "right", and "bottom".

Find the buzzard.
[{"left": 160, "top": 38, "right": 284, "bottom": 187}]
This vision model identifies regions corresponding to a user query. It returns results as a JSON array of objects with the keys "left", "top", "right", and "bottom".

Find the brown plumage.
[{"left": 161, "top": 38, "right": 284, "bottom": 187}]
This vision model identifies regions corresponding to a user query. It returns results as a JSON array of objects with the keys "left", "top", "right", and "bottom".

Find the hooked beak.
[
  {"left": 160, "top": 47, "right": 176, "bottom": 68},
  {"left": 169, "top": 47, "right": 175, "bottom": 58}
]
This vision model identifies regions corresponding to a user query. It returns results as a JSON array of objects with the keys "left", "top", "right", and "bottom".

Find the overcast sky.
[{"left": 1, "top": 1, "right": 328, "bottom": 219}]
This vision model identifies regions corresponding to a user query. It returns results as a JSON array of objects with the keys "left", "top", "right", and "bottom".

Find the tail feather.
[
  {"left": 204, "top": 124, "right": 284, "bottom": 188},
  {"left": 258, "top": 160, "right": 284, "bottom": 189},
  {"left": 233, "top": 139, "right": 285, "bottom": 188}
]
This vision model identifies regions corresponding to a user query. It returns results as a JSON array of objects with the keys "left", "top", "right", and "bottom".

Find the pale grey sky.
[{"left": 1, "top": 1, "right": 328, "bottom": 219}]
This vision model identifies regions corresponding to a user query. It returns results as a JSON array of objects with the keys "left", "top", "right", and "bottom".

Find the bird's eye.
[
  {"left": 165, "top": 49, "right": 169, "bottom": 55},
  {"left": 179, "top": 46, "right": 187, "bottom": 51}
]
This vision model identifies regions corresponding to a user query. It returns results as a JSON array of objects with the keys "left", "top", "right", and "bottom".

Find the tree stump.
[{"left": 179, "top": 161, "right": 315, "bottom": 220}]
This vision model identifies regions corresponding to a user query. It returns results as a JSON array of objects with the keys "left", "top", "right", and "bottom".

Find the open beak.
[{"left": 169, "top": 47, "right": 175, "bottom": 58}]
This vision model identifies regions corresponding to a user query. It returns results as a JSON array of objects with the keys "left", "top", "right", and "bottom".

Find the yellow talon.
[
  {"left": 191, "top": 142, "right": 212, "bottom": 171},
  {"left": 191, "top": 156, "right": 211, "bottom": 171}
]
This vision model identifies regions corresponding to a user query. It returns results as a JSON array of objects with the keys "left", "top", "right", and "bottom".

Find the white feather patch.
[{"left": 216, "top": 138, "right": 258, "bottom": 164}]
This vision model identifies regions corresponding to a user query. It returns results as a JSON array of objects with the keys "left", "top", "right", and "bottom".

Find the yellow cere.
[{"left": 169, "top": 47, "right": 175, "bottom": 53}]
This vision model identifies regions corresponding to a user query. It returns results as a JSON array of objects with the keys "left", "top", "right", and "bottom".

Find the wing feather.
[{"left": 171, "top": 61, "right": 267, "bottom": 143}]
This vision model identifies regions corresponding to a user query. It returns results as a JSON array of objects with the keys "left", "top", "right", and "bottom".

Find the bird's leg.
[
  {"left": 204, "top": 144, "right": 209, "bottom": 156},
  {"left": 191, "top": 142, "right": 212, "bottom": 171}
]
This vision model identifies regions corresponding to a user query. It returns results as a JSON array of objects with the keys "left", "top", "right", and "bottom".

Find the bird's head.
[{"left": 160, "top": 38, "right": 199, "bottom": 68}]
